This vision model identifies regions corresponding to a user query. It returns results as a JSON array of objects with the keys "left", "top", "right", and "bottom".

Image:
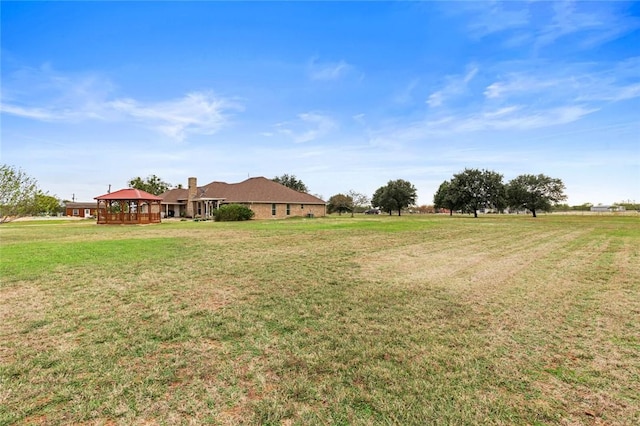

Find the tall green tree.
[
  {"left": 34, "top": 192, "right": 62, "bottom": 216},
  {"left": 372, "top": 179, "right": 417, "bottom": 216},
  {"left": 507, "top": 174, "right": 567, "bottom": 217},
  {"left": 128, "top": 175, "right": 171, "bottom": 196},
  {"left": 272, "top": 174, "right": 309, "bottom": 193},
  {"left": 450, "top": 168, "right": 506, "bottom": 218},
  {"left": 0, "top": 164, "right": 39, "bottom": 223},
  {"left": 327, "top": 193, "right": 353, "bottom": 215},
  {"left": 372, "top": 186, "right": 393, "bottom": 215},
  {"left": 433, "top": 180, "right": 459, "bottom": 216}
]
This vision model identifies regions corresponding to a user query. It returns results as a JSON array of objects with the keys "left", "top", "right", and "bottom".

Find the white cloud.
[
  {"left": 535, "top": 1, "right": 602, "bottom": 48},
  {"left": 352, "top": 113, "right": 366, "bottom": 124},
  {"left": 0, "top": 65, "right": 114, "bottom": 121},
  {"left": 473, "top": 105, "right": 598, "bottom": 131},
  {"left": 426, "top": 92, "right": 444, "bottom": 108},
  {"left": 108, "top": 92, "right": 240, "bottom": 141},
  {"left": 0, "top": 104, "right": 62, "bottom": 121},
  {"left": 375, "top": 105, "right": 598, "bottom": 145},
  {"left": 275, "top": 112, "right": 337, "bottom": 143},
  {"left": 534, "top": 1, "right": 640, "bottom": 50},
  {"left": 427, "top": 64, "right": 478, "bottom": 107},
  {"left": 466, "top": 2, "right": 530, "bottom": 37},
  {"left": 464, "top": 1, "right": 640, "bottom": 51},
  {"left": 393, "top": 78, "right": 420, "bottom": 104},
  {"left": 578, "top": 82, "right": 640, "bottom": 103},
  {"left": 483, "top": 74, "right": 558, "bottom": 99},
  {"left": 484, "top": 58, "right": 640, "bottom": 104},
  {"left": 308, "top": 57, "right": 353, "bottom": 81},
  {"left": 1, "top": 65, "right": 240, "bottom": 141}
]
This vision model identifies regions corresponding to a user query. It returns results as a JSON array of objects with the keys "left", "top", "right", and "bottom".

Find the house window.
[
  {"left": 271, "top": 203, "right": 276, "bottom": 216},
  {"left": 286, "top": 204, "right": 291, "bottom": 215},
  {"left": 301, "top": 204, "right": 304, "bottom": 210},
  {"left": 72, "top": 209, "right": 79, "bottom": 216}
]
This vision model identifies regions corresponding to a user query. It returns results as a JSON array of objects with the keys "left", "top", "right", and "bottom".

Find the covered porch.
[{"left": 191, "top": 198, "right": 224, "bottom": 219}]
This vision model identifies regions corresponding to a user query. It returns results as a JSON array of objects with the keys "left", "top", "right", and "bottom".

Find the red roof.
[{"left": 94, "top": 188, "right": 163, "bottom": 201}]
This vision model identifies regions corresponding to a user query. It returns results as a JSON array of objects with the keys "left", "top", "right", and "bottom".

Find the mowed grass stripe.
[{"left": 0, "top": 215, "right": 638, "bottom": 425}]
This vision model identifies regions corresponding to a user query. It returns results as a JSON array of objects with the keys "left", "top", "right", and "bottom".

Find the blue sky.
[{"left": 2, "top": 1, "right": 639, "bottom": 206}]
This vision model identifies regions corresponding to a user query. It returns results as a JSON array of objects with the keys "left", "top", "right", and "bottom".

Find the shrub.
[{"left": 214, "top": 204, "right": 255, "bottom": 222}]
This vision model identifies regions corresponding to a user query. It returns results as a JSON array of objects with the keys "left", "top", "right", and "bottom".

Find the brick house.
[{"left": 160, "top": 176, "right": 326, "bottom": 220}]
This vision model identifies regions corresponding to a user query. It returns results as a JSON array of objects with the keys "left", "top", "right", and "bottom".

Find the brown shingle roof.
[
  {"left": 160, "top": 177, "right": 325, "bottom": 205},
  {"left": 203, "top": 177, "right": 325, "bottom": 204},
  {"left": 159, "top": 188, "right": 188, "bottom": 204},
  {"left": 65, "top": 202, "right": 96, "bottom": 209}
]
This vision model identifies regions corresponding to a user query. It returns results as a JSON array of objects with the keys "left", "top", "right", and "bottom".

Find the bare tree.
[{"left": 347, "top": 190, "right": 370, "bottom": 217}]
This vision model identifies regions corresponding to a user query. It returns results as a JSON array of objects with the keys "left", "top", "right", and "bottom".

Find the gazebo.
[{"left": 95, "top": 188, "right": 162, "bottom": 225}]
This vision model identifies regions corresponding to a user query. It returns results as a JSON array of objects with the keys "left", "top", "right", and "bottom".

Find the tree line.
[
  {"left": 326, "top": 169, "right": 567, "bottom": 218},
  {"left": 433, "top": 169, "right": 566, "bottom": 218},
  {"left": 3, "top": 164, "right": 626, "bottom": 223},
  {"left": 128, "top": 171, "right": 566, "bottom": 219},
  {"left": 326, "top": 180, "right": 418, "bottom": 216}
]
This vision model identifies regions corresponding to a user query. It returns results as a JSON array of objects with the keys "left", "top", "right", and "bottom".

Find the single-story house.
[
  {"left": 65, "top": 202, "right": 98, "bottom": 218},
  {"left": 160, "top": 176, "right": 326, "bottom": 220},
  {"left": 590, "top": 205, "right": 626, "bottom": 213}
]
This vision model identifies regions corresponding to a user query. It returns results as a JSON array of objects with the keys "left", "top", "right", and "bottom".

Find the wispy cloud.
[
  {"left": 484, "top": 57, "right": 640, "bottom": 104},
  {"left": 486, "top": 73, "right": 640, "bottom": 104},
  {"left": 575, "top": 57, "right": 640, "bottom": 102},
  {"left": 393, "top": 78, "right": 420, "bottom": 105},
  {"left": 0, "top": 65, "right": 241, "bottom": 141},
  {"left": 484, "top": 75, "right": 556, "bottom": 100},
  {"left": 427, "top": 64, "right": 478, "bottom": 107},
  {"left": 466, "top": 2, "right": 530, "bottom": 37},
  {"left": 372, "top": 52, "right": 637, "bottom": 157},
  {"left": 457, "top": 105, "right": 598, "bottom": 132},
  {"left": 384, "top": 105, "right": 597, "bottom": 143},
  {"left": 308, "top": 57, "right": 354, "bottom": 81},
  {"left": 465, "top": 1, "right": 640, "bottom": 51},
  {"left": 536, "top": 1, "right": 640, "bottom": 49},
  {"left": 0, "top": 64, "right": 114, "bottom": 121},
  {"left": 274, "top": 112, "right": 337, "bottom": 143},
  {"left": 0, "top": 104, "right": 64, "bottom": 121},
  {"left": 109, "top": 92, "right": 241, "bottom": 141}
]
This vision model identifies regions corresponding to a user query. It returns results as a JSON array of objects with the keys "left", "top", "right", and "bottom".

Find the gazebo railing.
[{"left": 96, "top": 209, "right": 161, "bottom": 224}]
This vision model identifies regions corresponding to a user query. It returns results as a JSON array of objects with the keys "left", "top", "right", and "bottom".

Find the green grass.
[{"left": 1, "top": 214, "right": 639, "bottom": 425}]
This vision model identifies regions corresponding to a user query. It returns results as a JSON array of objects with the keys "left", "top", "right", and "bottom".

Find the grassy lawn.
[{"left": 1, "top": 214, "right": 639, "bottom": 425}]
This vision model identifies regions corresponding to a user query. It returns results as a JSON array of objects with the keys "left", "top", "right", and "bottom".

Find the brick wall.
[{"left": 240, "top": 202, "right": 326, "bottom": 220}]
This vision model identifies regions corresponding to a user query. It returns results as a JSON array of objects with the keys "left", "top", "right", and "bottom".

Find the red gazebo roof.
[{"left": 94, "top": 188, "right": 163, "bottom": 201}]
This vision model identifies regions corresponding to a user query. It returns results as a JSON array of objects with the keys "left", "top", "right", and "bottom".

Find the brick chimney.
[{"left": 186, "top": 177, "right": 197, "bottom": 218}]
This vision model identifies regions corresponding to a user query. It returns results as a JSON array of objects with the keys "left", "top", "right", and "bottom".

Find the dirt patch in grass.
[{"left": 1, "top": 216, "right": 639, "bottom": 424}]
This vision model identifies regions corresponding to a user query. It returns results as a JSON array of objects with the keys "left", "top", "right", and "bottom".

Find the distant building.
[
  {"left": 590, "top": 205, "right": 626, "bottom": 213},
  {"left": 65, "top": 202, "right": 97, "bottom": 218}
]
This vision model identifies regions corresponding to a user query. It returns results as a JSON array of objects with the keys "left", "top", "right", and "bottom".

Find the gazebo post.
[{"left": 94, "top": 188, "right": 163, "bottom": 225}]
